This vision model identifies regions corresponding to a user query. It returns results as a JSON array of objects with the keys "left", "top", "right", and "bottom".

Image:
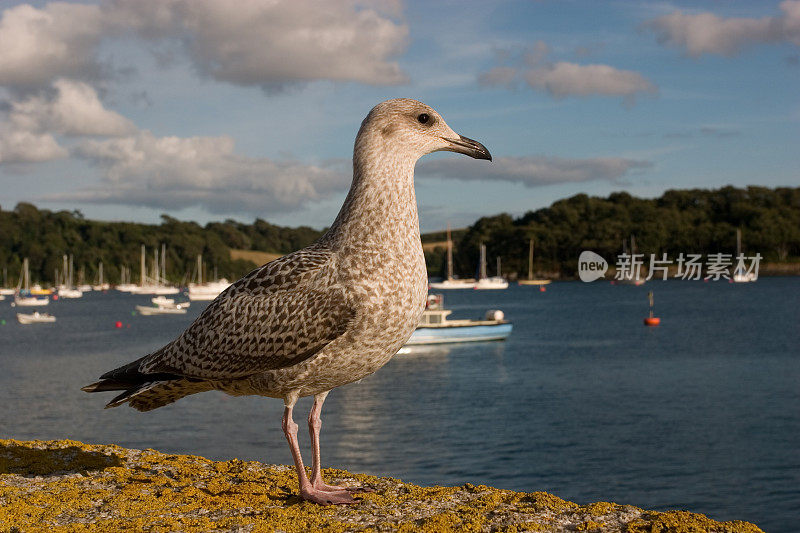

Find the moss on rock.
[{"left": 0, "top": 439, "right": 764, "bottom": 532}]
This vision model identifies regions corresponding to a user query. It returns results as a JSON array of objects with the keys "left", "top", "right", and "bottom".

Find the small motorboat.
[
  {"left": 151, "top": 295, "right": 189, "bottom": 307},
  {"left": 17, "top": 311, "right": 56, "bottom": 324},
  {"left": 135, "top": 302, "right": 189, "bottom": 316},
  {"left": 428, "top": 278, "right": 476, "bottom": 290},
  {"left": 405, "top": 294, "right": 512, "bottom": 345}
]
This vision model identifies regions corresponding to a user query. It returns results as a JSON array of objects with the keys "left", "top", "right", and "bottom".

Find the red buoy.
[
  {"left": 539, "top": 286, "right": 546, "bottom": 292},
  {"left": 115, "top": 321, "right": 123, "bottom": 328},
  {"left": 644, "top": 291, "right": 660, "bottom": 326}
]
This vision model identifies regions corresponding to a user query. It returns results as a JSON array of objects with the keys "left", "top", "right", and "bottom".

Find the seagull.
[{"left": 82, "top": 98, "right": 491, "bottom": 505}]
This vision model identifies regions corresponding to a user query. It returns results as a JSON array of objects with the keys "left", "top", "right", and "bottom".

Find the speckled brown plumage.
[{"left": 83, "top": 98, "right": 491, "bottom": 504}]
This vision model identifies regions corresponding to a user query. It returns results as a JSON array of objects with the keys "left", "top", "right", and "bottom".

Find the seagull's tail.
[{"left": 82, "top": 357, "right": 211, "bottom": 411}]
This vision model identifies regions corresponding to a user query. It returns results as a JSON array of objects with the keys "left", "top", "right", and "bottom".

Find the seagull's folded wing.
[{"left": 138, "top": 248, "right": 354, "bottom": 380}]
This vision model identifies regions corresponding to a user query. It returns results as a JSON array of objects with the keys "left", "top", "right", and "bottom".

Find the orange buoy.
[{"left": 644, "top": 291, "right": 660, "bottom": 326}]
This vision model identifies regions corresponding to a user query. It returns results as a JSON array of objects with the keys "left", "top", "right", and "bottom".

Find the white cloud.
[
  {"left": 525, "top": 62, "right": 657, "bottom": 101},
  {"left": 8, "top": 79, "right": 135, "bottom": 136},
  {"left": 0, "top": 129, "right": 67, "bottom": 164},
  {"left": 645, "top": 1, "right": 800, "bottom": 57},
  {"left": 0, "top": 3, "right": 107, "bottom": 88},
  {"left": 122, "top": 0, "right": 409, "bottom": 87},
  {"left": 0, "top": 79, "right": 133, "bottom": 165},
  {"left": 417, "top": 156, "right": 651, "bottom": 186},
  {"left": 0, "top": 0, "right": 409, "bottom": 91},
  {"left": 479, "top": 41, "right": 657, "bottom": 103},
  {"left": 46, "top": 131, "right": 351, "bottom": 215}
]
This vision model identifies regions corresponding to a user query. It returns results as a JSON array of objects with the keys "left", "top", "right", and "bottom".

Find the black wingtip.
[{"left": 82, "top": 382, "right": 102, "bottom": 393}]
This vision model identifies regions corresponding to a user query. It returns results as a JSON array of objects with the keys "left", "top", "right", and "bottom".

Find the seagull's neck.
[{"left": 325, "top": 148, "right": 420, "bottom": 250}]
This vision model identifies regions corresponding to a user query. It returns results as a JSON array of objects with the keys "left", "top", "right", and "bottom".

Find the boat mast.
[
  {"left": 140, "top": 245, "right": 146, "bottom": 287},
  {"left": 736, "top": 228, "right": 742, "bottom": 256},
  {"left": 23, "top": 258, "right": 29, "bottom": 291},
  {"left": 446, "top": 224, "right": 453, "bottom": 280},
  {"left": 479, "top": 243, "right": 487, "bottom": 280},
  {"left": 161, "top": 243, "right": 166, "bottom": 286},
  {"left": 528, "top": 239, "right": 534, "bottom": 281},
  {"left": 153, "top": 248, "right": 159, "bottom": 286},
  {"left": 496, "top": 256, "right": 501, "bottom": 277},
  {"left": 197, "top": 254, "right": 203, "bottom": 285}
]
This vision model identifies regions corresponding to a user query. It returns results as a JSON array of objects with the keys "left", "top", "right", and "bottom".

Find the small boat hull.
[
  {"left": 135, "top": 305, "right": 187, "bottom": 315},
  {"left": 428, "top": 279, "right": 476, "bottom": 290},
  {"left": 406, "top": 322, "right": 512, "bottom": 345},
  {"left": 473, "top": 277, "right": 509, "bottom": 290},
  {"left": 14, "top": 296, "right": 49, "bottom": 306},
  {"left": 518, "top": 279, "right": 551, "bottom": 286},
  {"left": 17, "top": 312, "right": 56, "bottom": 324}
]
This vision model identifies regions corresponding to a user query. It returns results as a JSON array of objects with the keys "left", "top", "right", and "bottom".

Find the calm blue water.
[{"left": 1, "top": 279, "right": 798, "bottom": 531}]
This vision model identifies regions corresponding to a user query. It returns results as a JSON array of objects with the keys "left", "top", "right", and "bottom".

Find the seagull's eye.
[{"left": 417, "top": 113, "right": 430, "bottom": 125}]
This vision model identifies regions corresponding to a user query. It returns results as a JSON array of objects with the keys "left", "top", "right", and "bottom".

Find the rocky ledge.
[{"left": 0, "top": 438, "right": 762, "bottom": 532}]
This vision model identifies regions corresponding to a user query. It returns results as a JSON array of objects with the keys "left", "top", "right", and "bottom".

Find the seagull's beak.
[{"left": 441, "top": 135, "right": 492, "bottom": 161}]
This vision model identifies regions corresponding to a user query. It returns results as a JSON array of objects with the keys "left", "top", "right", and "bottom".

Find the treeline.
[
  {"left": 0, "top": 204, "right": 323, "bottom": 286},
  {"left": 1, "top": 185, "right": 798, "bottom": 286},
  {"left": 425, "top": 186, "right": 800, "bottom": 279}
]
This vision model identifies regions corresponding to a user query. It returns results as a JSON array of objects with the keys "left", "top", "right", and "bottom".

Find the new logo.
[{"left": 578, "top": 251, "right": 608, "bottom": 282}]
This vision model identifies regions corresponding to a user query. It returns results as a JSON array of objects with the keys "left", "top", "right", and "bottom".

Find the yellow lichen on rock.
[{"left": 0, "top": 438, "right": 765, "bottom": 532}]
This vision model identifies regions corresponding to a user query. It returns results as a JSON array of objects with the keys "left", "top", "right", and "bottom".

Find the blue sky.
[{"left": 0, "top": 0, "right": 797, "bottom": 232}]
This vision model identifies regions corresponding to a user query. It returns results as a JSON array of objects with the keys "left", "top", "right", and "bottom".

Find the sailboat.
[
  {"left": 92, "top": 262, "right": 111, "bottom": 291},
  {"left": 130, "top": 244, "right": 180, "bottom": 295},
  {"left": 116, "top": 265, "right": 138, "bottom": 292},
  {"left": 732, "top": 228, "right": 756, "bottom": 283},
  {"left": 616, "top": 235, "right": 645, "bottom": 286},
  {"left": 58, "top": 255, "right": 83, "bottom": 298},
  {"left": 473, "top": 243, "right": 508, "bottom": 289},
  {"left": 518, "top": 238, "right": 551, "bottom": 286},
  {"left": 188, "top": 254, "right": 231, "bottom": 301},
  {"left": 0, "top": 267, "right": 15, "bottom": 296},
  {"left": 14, "top": 258, "right": 49, "bottom": 306},
  {"left": 428, "top": 224, "right": 475, "bottom": 289}
]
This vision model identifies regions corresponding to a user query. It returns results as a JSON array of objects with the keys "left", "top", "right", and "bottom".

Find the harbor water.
[{"left": 1, "top": 278, "right": 798, "bottom": 531}]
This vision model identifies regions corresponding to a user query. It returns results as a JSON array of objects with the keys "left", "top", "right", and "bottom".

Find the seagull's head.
[{"left": 357, "top": 98, "right": 492, "bottom": 163}]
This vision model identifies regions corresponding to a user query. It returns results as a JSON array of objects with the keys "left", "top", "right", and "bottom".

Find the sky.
[{"left": 0, "top": 0, "right": 797, "bottom": 232}]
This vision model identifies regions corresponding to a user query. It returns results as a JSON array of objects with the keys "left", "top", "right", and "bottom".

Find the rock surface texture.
[{"left": 0, "top": 439, "right": 763, "bottom": 532}]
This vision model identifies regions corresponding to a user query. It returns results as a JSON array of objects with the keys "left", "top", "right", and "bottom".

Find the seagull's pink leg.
[
  {"left": 282, "top": 401, "right": 355, "bottom": 505},
  {"left": 308, "top": 391, "right": 346, "bottom": 492},
  {"left": 307, "top": 392, "right": 373, "bottom": 494}
]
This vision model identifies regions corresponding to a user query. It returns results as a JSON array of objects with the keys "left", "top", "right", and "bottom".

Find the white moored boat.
[
  {"left": 136, "top": 302, "right": 189, "bottom": 316},
  {"left": 518, "top": 238, "right": 552, "bottom": 286},
  {"left": 13, "top": 258, "right": 49, "bottom": 306},
  {"left": 17, "top": 311, "right": 56, "bottom": 324},
  {"left": 428, "top": 278, "right": 476, "bottom": 289},
  {"left": 404, "top": 294, "right": 512, "bottom": 346},
  {"left": 732, "top": 229, "right": 757, "bottom": 283},
  {"left": 187, "top": 254, "right": 231, "bottom": 301},
  {"left": 427, "top": 224, "right": 476, "bottom": 290},
  {"left": 0, "top": 267, "right": 14, "bottom": 296},
  {"left": 57, "top": 255, "right": 84, "bottom": 298},
  {"left": 136, "top": 294, "right": 190, "bottom": 315},
  {"left": 129, "top": 244, "right": 181, "bottom": 295},
  {"left": 473, "top": 244, "right": 508, "bottom": 289}
]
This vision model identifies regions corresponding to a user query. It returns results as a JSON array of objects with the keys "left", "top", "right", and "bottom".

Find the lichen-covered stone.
[{"left": 0, "top": 439, "right": 764, "bottom": 532}]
